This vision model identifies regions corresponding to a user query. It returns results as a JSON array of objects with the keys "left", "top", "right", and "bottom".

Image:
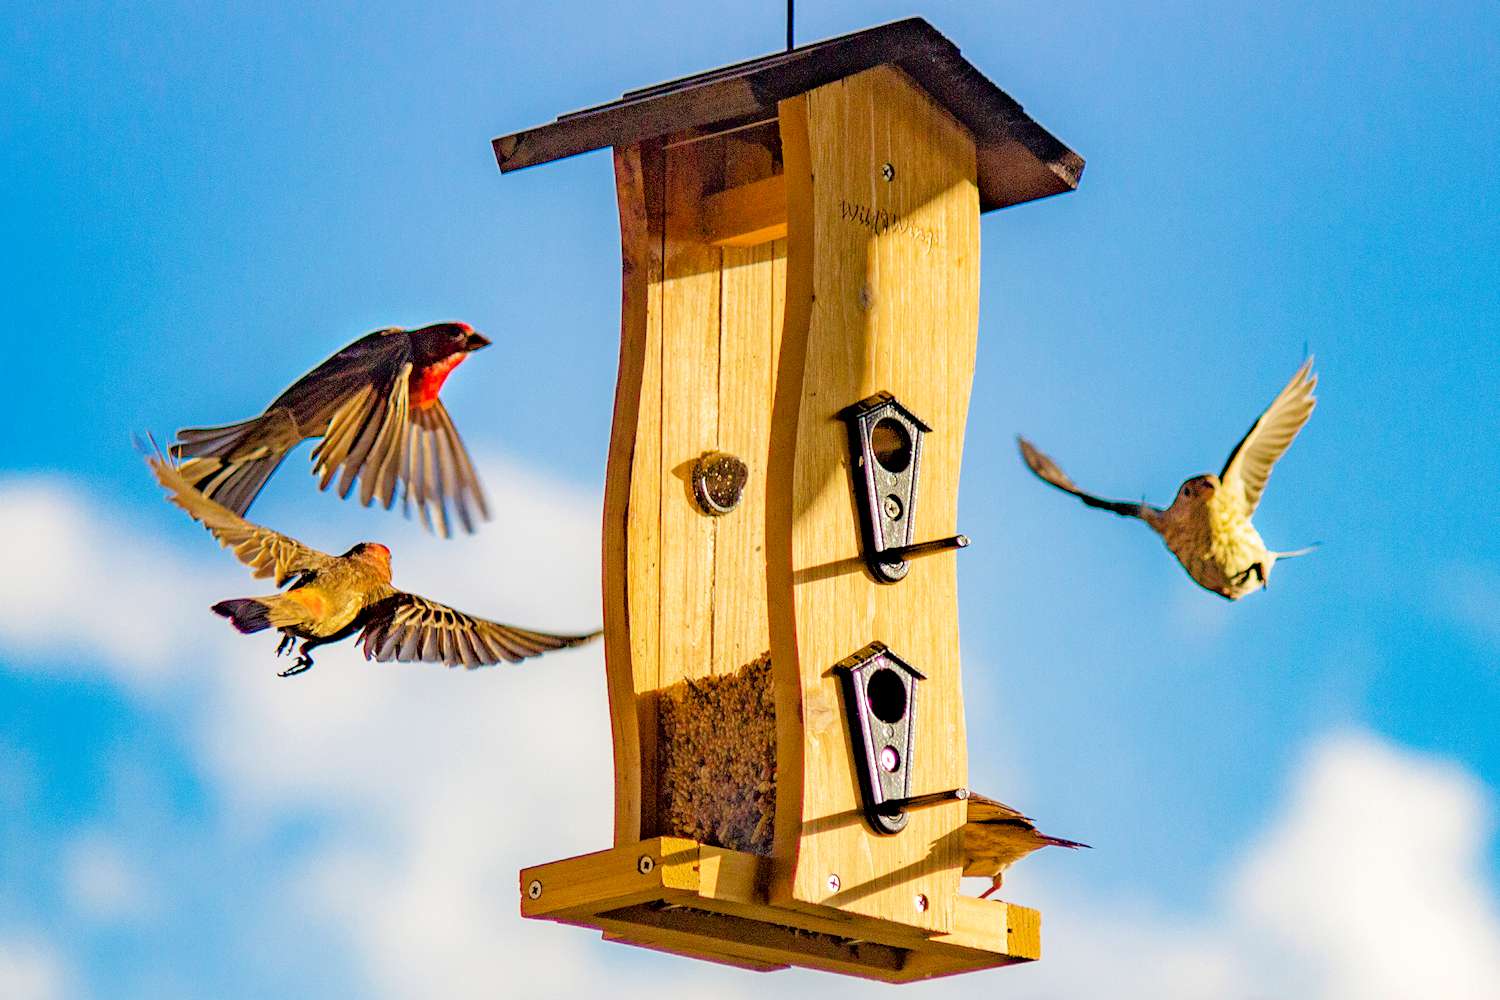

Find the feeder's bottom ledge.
[{"left": 518, "top": 837, "right": 1040, "bottom": 983}]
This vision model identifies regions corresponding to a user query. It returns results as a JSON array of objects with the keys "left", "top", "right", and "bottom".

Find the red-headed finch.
[
  {"left": 146, "top": 453, "right": 599, "bottom": 677},
  {"left": 963, "top": 794, "right": 1088, "bottom": 899},
  {"left": 171, "top": 323, "right": 491, "bottom": 537},
  {"left": 1019, "top": 359, "right": 1319, "bottom": 599}
]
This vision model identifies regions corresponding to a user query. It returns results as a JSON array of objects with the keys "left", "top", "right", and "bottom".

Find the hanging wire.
[{"left": 786, "top": 0, "right": 794, "bottom": 50}]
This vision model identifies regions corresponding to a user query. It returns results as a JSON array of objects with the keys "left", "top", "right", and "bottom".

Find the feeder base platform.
[{"left": 520, "top": 838, "right": 1039, "bottom": 982}]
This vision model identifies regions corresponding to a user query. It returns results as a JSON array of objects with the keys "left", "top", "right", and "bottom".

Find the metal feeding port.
[
  {"left": 834, "top": 641, "right": 925, "bottom": 835},
  {"left": 840, "top": 392, "right": 968, "bottom": 583}
]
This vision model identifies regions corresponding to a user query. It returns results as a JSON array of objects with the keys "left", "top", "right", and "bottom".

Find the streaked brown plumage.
[
  {"left": 1019, "top": 359, "right": 1319, "bottom": 599},
  {"left": 963, "top": 793, "right": 1088, "bottom": 899},
  {"left": 171, "top": 323, "right": 491, "bottom": 537},
  {"left": 146, "top": 454, "right": 599, "bottom": 676}
]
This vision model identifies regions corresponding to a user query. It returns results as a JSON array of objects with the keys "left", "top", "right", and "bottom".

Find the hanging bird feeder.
[{"left": 494, "top": 18, "right": 1082, "bottom": 981}]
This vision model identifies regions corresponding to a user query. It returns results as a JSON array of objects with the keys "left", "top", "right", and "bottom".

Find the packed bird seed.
[{"left": 656, "top": 652, "right": 776, "bottom": 855}]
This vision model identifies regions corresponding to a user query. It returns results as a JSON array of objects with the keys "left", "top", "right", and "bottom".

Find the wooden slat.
[
  {"left": 767, "top": 92, "right": 813, "bottom": 882},
  {"left": 520, "top": 837, "right": 699, "bottom": 921},
  {"left": 602, "top": 930, "right": 789, "bottom": 973},
  {"left": 697, "top": 845, "right": 766, "bottom": 905},
  {"left": 701, "top": 174, "right": 788, "bottom": 247},
  {"left": 712, "top": 142, "right": 779, "bottom": 676},
  {"left": 769, "top": 65, "right": 979, "bottom": 934},
  {"left": 657, "top": 145, "right": 721, "bottom": 686}
]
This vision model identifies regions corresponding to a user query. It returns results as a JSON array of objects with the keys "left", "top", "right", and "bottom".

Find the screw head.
[
  {"left": 914, "top": 893, "right": 929, "bottom": 913},
  {"left": 879, "top": 745, "right": 901, "bottom": 773},
  {"left": 527, "top": 879, "right": 543, "bottom": 900},
  {"left": 826, "top": 873, "right": 841, "bottom": 892},
  {"left": 881, "top": 162, "right": 895, "bottom": 182},
  {"left": 882, "top": 494, "right": 903, "bottom": 521},
  {"left": 637, "top": 855, "right": 655, "bottom": 875}
]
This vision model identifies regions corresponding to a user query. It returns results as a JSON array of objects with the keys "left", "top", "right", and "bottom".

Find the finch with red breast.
[{"left": 171, "top": 323, "right": 492, "bottom": 537}]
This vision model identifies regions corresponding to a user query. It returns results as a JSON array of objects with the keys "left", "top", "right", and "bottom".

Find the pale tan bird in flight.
[
  {"left": 1019, "top": 359, "right": 1318, "bottom": 600},
  {"left": 963, "top": 793, "right": 1088, "bottom": 899},
  {"left": 145, "top": 453, "right": 599, "bottom": 676}
]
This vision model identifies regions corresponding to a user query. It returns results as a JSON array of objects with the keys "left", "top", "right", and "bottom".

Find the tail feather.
[
  {"left": 212, "top": 598, "right": 273, "bottom": 634},
  {"left": 1276, "top": 543, "right": 1321, "bottom": 560},
  {"left": 171, "top": 411, "right": 298, "bottom": 516},
  {"left": 179, "top": 451, "right": 290, "bottom": 516},
  {"left": 1041, "top": 835, "right": 1091, "bottom": 850}
]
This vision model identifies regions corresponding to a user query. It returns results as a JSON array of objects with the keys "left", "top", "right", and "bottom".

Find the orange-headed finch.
[{"left": 146, "top": 453, "right": 599, "bottom": 677}]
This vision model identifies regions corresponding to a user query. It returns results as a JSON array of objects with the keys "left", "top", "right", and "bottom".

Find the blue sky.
[{"left": 3, "top": 2, "right": 1498, "bottom": 997}]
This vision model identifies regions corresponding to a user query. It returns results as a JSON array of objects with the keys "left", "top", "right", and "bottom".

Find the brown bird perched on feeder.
[
  {"left": 144, "top": 452, "right": 600, "bottom": 677},
  {"left": 963, "top": 793, "right": 1088, "bottom": 899},
  {"left": 1018, "top": 359, "right": 1319, "bottom": 599},
  {"left": 171, "top": 323, "right": 492, "bottom": 537}
]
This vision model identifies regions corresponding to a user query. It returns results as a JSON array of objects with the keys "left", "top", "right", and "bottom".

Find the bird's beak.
[{"left": 465, "top": 331, "right": 492, "bottom": 352}]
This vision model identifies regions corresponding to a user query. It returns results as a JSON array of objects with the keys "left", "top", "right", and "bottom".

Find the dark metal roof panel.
[{"left": 492, "top": 18, "right": 1083, "bottom": 212}]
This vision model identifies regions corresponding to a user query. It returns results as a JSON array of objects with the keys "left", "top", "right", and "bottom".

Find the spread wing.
[
  {"left": 357, "top": 593, "right": 600, "bottom": 669},
  {"left": 1219, "top": 359, "right": 1317, "bottom": 517},
  {"left": 300, "top": 332, "right": 488, "bottom": 538},
  {"left": 147, "top": 454, "right": 333, "bottom": 585},
  {"left": 398, "top": 400, "right": 490, "bottom": 538},
  {"left": 1018, "top": 438, "right": 1157, "bottom": 519},
  {"left": 304, "top": 331, "right": 416, "bottom": 514}
]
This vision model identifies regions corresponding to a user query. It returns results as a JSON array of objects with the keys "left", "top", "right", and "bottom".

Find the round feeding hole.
[
  {"left": 866, "top": 668, "right": 908, "bottom": 724},
  {"left": 870, "top": 418, "right": 912, "bottom": 473}
]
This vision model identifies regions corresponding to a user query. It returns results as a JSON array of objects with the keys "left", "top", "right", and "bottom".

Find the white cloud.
[
  {"left": 2, "top": 465, "right": 1498, "bottom": 1000},
  {"left": 1002, "top": 730, "right": 1500, "bottom": 1000},
  {"left": 0, "top": 476, "right": 209, "bottom": 685},
  {"left": 1232, "top": 731, "right": 1500, "bottom": 1000},
  {"left": 0, "top": 934, "right": 69, "bottom": 1000},
  {"left": 62, "top": 831, "right": 154, "bottom": 922}
]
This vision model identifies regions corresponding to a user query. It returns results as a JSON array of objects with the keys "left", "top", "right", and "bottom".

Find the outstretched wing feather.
[
  {"left": 1219, "top": 359, "right": 1318, "bottom": 516},
  {"left": 146, "top": 456, "right": 333, "bottom": 585},
  {"left": 357, "top": 593, "right": 599, "bottom": 670},
  {"left": 1017, "top": 437, "right": 1156, "bottom": 519}
]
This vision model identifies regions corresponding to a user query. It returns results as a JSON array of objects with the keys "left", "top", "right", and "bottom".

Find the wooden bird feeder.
[{"left": 494, "top": 18, "right": 1082, "bottom": 982}]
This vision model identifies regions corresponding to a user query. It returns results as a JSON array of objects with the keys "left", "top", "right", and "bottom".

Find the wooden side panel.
[
  {"left": 611, "top": 134, "right": 788, "bottom": 844},
  {"left": 769, "top": 66, "right": 980, "bottom": 933},
  {"left": 608, "top": 144, "right": 665, "bottom": 844}
]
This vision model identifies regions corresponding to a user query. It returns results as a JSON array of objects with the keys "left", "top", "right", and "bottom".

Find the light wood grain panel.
[
  {"left": 701, "top": 174, "right": 788, "bottom": 246},
  {"left": 770, "top": 66, "right": 979, "bottom": 933},
  {"left": 659, "top": 146, "right": 722, "bottom": 685},
  {"left": 713, "top": 238, "right": 776, "bottom": 673},
  {"left": 710, "top": 139, "right": 778, "bottom": 676}
]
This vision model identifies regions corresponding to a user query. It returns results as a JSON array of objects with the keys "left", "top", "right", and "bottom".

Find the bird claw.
[
  {"left": 275, "top": 634, "right": 295, "bottom": 657},
  {"left": 277, "top": 656, "right": 313, "bottom": 678}
]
